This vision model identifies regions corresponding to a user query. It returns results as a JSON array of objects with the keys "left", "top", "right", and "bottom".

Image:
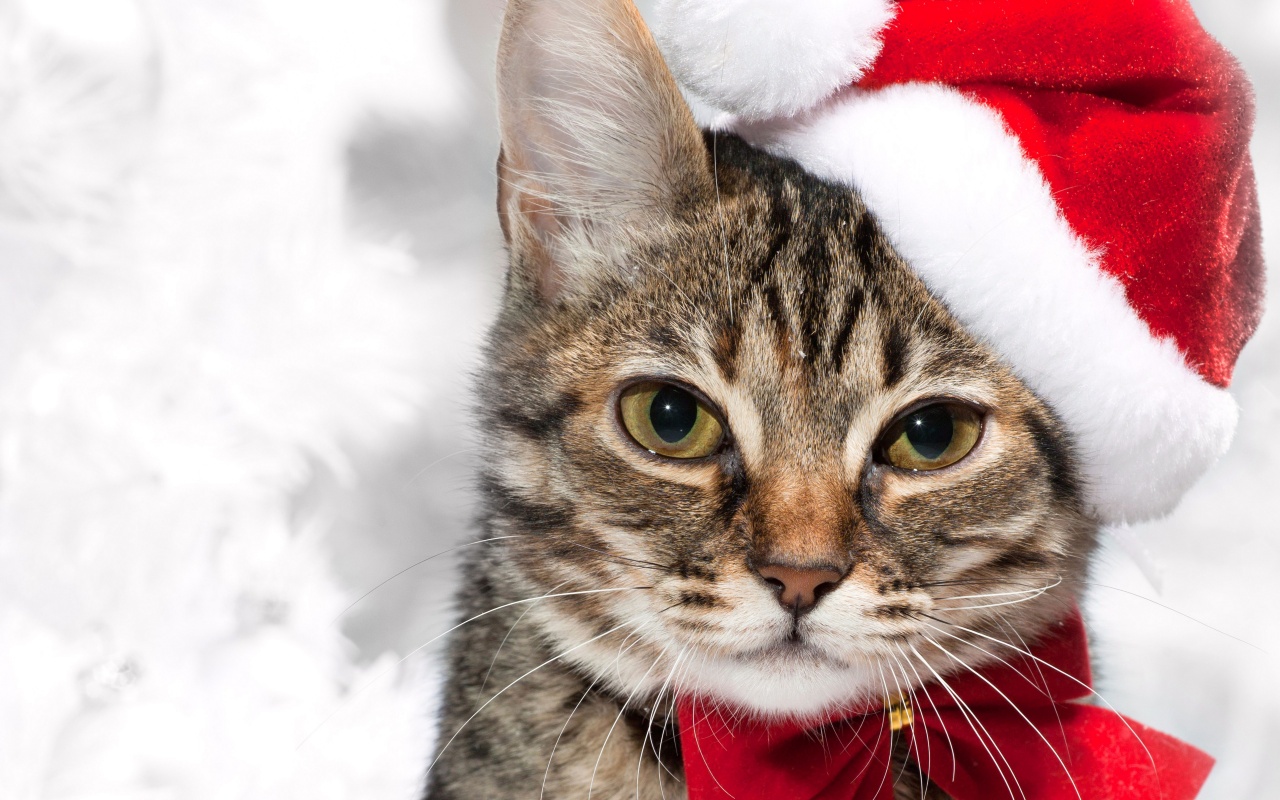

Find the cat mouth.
[{"left": 738, "top": 631, "right": 844, "bottom": 667}]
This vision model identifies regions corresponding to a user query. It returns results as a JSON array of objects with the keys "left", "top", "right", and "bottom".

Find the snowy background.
[{"left": 0, "top": 0, "right": 1276, "bottom": 797}]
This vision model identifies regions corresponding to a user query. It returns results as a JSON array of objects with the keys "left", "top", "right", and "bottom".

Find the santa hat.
[{"left": 654, "top": 0, "right": 1264, "bottom": 525}]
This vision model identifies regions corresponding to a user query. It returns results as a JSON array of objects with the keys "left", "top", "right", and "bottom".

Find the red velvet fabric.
[
  {"left": 858, "top": 0, "right": 1263, "bottom": 387},
  {"left": 678, "top": 612, "right": 1214, "bottom": 800}
]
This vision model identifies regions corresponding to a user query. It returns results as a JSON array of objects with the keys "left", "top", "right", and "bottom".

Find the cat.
[{"left": 425, "top": 0, "right": 1095, "bottom": 796}]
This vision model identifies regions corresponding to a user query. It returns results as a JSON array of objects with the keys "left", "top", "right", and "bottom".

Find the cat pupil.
[
  {"left": 906, "top": 406, "right": 954, "bottom": 460},
  {"left": 649, "top": 386, "right": 698, "bottom": 443}
]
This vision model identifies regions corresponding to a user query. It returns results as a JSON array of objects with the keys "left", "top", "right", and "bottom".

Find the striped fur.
[{"left": 427, "top": 1, "right": 1097, "bottom": 798}]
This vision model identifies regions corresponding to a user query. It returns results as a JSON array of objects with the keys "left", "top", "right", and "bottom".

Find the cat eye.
[
  {"left": 876, "top": 402, "right": 983, "bottom": 471},
  {"left": 618, "top": 381, "right": 724, "bottom": 459}
]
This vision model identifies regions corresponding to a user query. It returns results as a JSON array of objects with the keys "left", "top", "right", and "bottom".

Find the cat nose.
[{"left": 754, "top": 562, "right": 845, "bottom": 614}]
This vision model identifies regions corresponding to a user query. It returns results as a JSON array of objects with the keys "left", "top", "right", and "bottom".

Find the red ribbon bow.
[{"left": 678, "top": 612, "right": 1213, "bottom": 800}]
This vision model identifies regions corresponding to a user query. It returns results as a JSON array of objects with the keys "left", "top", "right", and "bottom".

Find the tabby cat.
[{"left": 426, "top": 0, "right": 1094, "bottom": 797}]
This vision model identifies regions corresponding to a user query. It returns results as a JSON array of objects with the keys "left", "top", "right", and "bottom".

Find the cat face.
[{"left": 485, "top": 0, "right": 1095, "bottom": 717}]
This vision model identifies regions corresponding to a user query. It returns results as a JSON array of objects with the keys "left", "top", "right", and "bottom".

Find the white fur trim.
[
  {"left": 736, "top": 85, "right": 1238, "bottom": 524},
  {"left": 653, "top": 0, "right": 895, "bottom": 120}
]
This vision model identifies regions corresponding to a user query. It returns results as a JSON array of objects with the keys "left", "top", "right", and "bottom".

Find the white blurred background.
[{"left": 0, "top": 0, "right": 1276, "bottom": 797}]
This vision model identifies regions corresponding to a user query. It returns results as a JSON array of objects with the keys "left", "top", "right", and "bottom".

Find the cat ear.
[{"left": 496, "top": 0, "right": 712, "bottom": 300}]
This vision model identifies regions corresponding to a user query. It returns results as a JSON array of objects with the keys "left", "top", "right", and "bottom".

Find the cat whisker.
[
  {"left": 657, "top": 596, "right": 694, "bottom": 614},
  {"left": 991, "top": 612, "right": 1069, "bottom": 720},
  {"left": 589, "top": 644, "right": 669, "bottom": 799},
  {"left": 636, "top": 648, "right": 684, "bottom": 799},
  {"left": 883, "top": 648, "right": 929, "bottom": 800},
  {"left": 822, "top": 660, "right": 886, "bottom": 779},
  {"left": 907, "top": 642, "right": 1026, "bottom": 800},
  {"left": 893, "top": 641, "right": 957, "bottom": 790},
  {"left": 656, "top": 654, "right": 687, "bottom": 784},
  {"left": 932, "top": 577, "right": 1062, "bottom": 603},
  {"left": 659, "top": 652, "right": 706, "bottom": 799},
  {"left": 930, "top": 598, "right": 1043, "bottom": 612},
  {"left": 409, "top": 447, "right": 478, "bottom": 483},
  {"left": 544, "top": 540, "right": 676, "bottom": 574},
  {"left": 1084, "top": 580, "right": 1267, "bottom": 652},
  {"left": 610, "top": 626, "right": 653, "bottom": 687},
  {"left": 918, "top": 578, "right": 1052, "bottom": 588},
  {"left": 996, "top": 612, "right": 1074, "bottom": 756},
  {"left": 330, "top": 534, "right": 521, "bottom": 624},
  {"left": 479, "top": 579, "right": 573, "bottom": 695},
  {"left": 416, "top": 586, "right": 652, "bottom": 667},
  {"left": 336, "top": 531, "right": 667, "bottom": 631},
  {"left": 930, "top": 582, "right": 1056, "bottom": 612},
  {"left": 429, "top": 620, "right": 636, "bottom": 781},
  {"left": 918, "top": 612, "right": 1162, "bottom": 783},
  {"left": 832, "top": 705, "right": 878, "bottom": 761},
  {"left": 540, "top": 672, "right": 604, "bottom": 800},
  {"left": 903, "top": 658, "right": 935, "bottom": 800},
  {"left": 918, "top": 628, "right": 1083, "bottom": 800},
  {"left": 830, "top": 662, "right": 892, "bottom": 795},
  {"left": 686, "top": 693, "right": 738, "bottom": 800},
  {"left": 874, "top": 658, "right": 914, "bottom": 794},
  {"left": 665, "top": 645, "right": 706, "bottom": 773},
  {"left": 298, "top": 585, "right": 650, "bottom": 751},
  {"left": 971, "top": 612, "right": 1072, "bottom": 787}
]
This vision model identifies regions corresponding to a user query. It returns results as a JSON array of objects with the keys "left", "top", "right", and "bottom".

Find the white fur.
[
  {"left": 671, "top": 649, "right": 885, "bottom": 718},
  {"left": 550, "top": 609, "right": 892, "bottom": 719},
  {"left": 736, "top": 84, "right": 1238, "bottom": 524},
  {"left": 539, "top": 565, "right": 928, "bottom": 719},
  {"left": 653, "top": 0, "right": 895, "bottom": 120}
]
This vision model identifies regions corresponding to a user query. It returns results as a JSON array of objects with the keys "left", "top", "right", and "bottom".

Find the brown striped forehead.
[
  {"left": 486, "top": 131, "right": 1003, "bottom": 482},
  {"left": 618, "top": 133, "right": 986, "bottom": 471}
]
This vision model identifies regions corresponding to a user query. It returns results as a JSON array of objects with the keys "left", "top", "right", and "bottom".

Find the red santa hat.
[{"left": 654, "top": 0, "right": 1264, "bottom": 524}]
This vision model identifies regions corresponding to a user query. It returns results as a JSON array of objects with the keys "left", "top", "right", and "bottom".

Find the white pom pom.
[{"left": 654, "top": 0, "right": 895, "bottom": 120}]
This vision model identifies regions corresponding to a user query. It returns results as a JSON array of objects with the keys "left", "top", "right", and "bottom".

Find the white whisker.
[
  {"left": 919, "top": 626, "right": 1082, "bottom": 800},
  {"left": 480, "top": 579, "right": 573, "bottom": 694},
  {"left": 992, "top": 611, "right": 1070, "bottom": 751},
  {"left": 919, "top": 634, "right": 1031, "bottom": 800},
  {"left": 873, "top": 659, "right": 908, "bottom": 793},
  {"left": 330, "top": 535, "right": 520, "bottom": 624},
  {"left": 409, "top": 447, "right": 478, "bottom": 483},
  {"left": 688, "top": 695, "right": 738, "bottom": 799},
  {"left": 934, "top": 578, "right": 1062, "bottom": 603},
  {"left": 886, "top": 647, "right": 931, "bottom": 799},
  {"left": 894, "top": 641, "right": 956, "bottom": 783},
  {"left": 908, "top": 642, "right": 1025, "bottom": 800},
  {"left": 920, "top": 614, "right": 1161, "bottom": 784},
  {"left": 589, "top": 643, "right": 668, "bottom": 799},
  {"left": 428, "top": 621, "right": 634, "bottom": 779},
  {"left": 656, "top": 648, "right": 702, "bottom": 799},
  {"left": 540, "top": 672, "right": 603, "bottom": 800},
  {"left": 300, "top": 587, "right": 645, "bottom": 752},
  {"left": 637, "top": 647, "right": 685, "bottom": 799},
  {"left": 931, "top": 581, "right": 1056, "bottom": 611}
]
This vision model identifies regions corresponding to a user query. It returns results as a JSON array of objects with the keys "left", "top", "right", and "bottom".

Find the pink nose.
[{"left": 755, "top": 563, "right": 844, "bottom": 613}]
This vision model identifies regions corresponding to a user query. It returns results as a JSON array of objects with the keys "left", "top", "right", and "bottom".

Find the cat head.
[{"left": 484, "top": 0, "right": 1096, "bottom": 717}]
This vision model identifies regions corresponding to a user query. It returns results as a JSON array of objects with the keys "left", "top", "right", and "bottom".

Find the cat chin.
[{"left": 674, "top": 650, "right": 895, "bottom": 720}]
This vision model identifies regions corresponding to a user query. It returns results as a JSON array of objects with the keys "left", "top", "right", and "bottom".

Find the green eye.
[
  {"left": 619, "top": 382, "right": 724, "bottom": 459},
  {"left": 877, "top": 403, "right": 983, "bottom": 471}
]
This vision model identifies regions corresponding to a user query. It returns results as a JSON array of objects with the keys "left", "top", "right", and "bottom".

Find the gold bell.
[{"left": 885, "top": 694, "right": 914, "bottom": 732}]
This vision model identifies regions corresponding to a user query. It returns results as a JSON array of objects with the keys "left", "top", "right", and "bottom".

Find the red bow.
[{"left": 678, "top": 612, "right": 1213, "bottom": 800}]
